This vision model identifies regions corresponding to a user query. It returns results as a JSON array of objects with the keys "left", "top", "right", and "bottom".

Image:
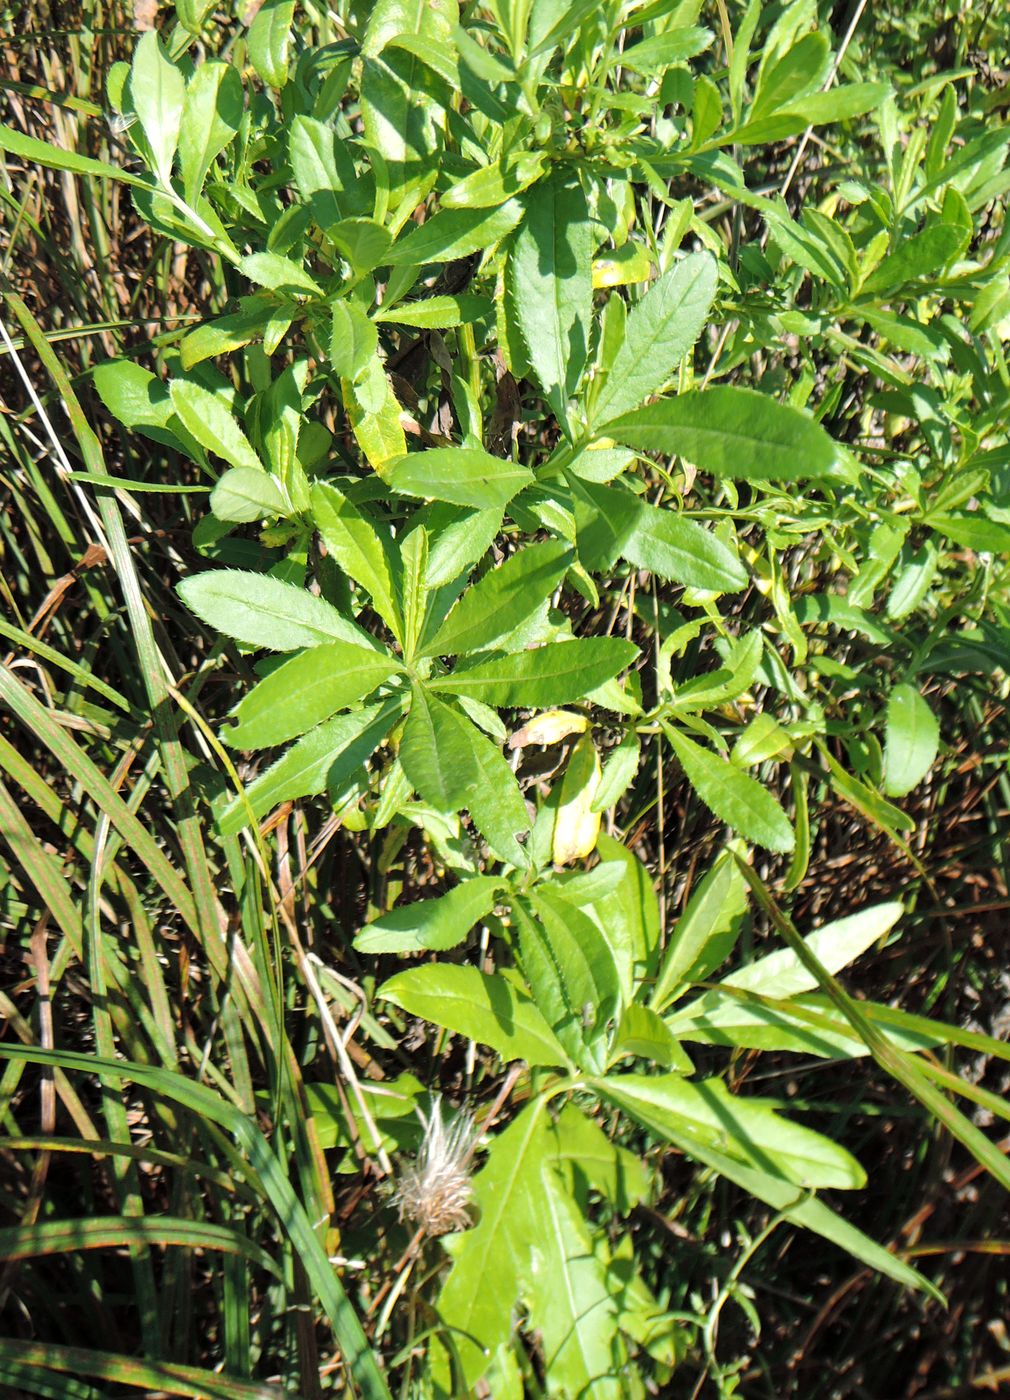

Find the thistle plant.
[{"left": 394, "top": 1098, "right": 480, "bottom": 1239}]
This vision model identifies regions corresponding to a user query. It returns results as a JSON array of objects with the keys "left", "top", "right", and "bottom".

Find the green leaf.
[
  {"left": 601, "top": 1073, "right": 865, "bottom": 1190},
  {"left": 435, "top": 1106, "right": 554, "bottom": 1384},
  {"left": 93, "top": 360, "right": 174, "bottom": 434},
  {"left": 667, "top": 990, "right": 943, "bottom": 1061},
  {"left": 359, "top": 0, "right": 454, "bottom": 202},
  {"left": 514, "top": 890, "right": 621, "bottom": 1072},
  {"left": 547, "top": 1103, "right": 650, "bottom": 1213},
  {"left": 373, "top": 293, "right": 492, "bottom": 328},
  {"left": 130, "top": 30, "right": 185, "bottom": 185},
  {"left": 583, "top": 833, "right": 660, "bottom": 983},
  {"left": 605, "top": 386, "right": 838, "bottom": 480},
  {"left": 665, "top": 726, "right": 794, "bottom": 852},
  {"left": 773, "top": 86, "right": 891, "bottom": 138},
  {"left": 631, "top": 511, "right": 748, "bottom": 593},
  {"left": 793, "top": 592, "right": 894, "bottom": 646},
  {"left": 330, "top": 301, "right": 378, "bottom": 381},
  {"left": 247, "top": 0, "right": 297, "bottom": 88},
  {"left": 396, "top": 524, "right": 429, "bottom": 660},
  {"left": 310, "top": 482, "right": 403, "bottom": 641},
  {"left": 442, "top": 151, "right": 549, "bottom": 209},
  {"left": 526, "top": 1165, "right": 623, "bottom": 1397},
  {"left": 592, "top": 252, "right": 718, "bottom": 425},
  {"left": 178, "top": 60, "right": 243, "bottom": 205},
  {"left": 400, "top": 685, "right": 531, "bottom": 863},
  {"left": 601, "top": 1090, "right": 929, "bottom": 1293},
  {"left": 219, "top": 701, "right": 397, "bottom": 833},
  {"left": 289, "top": 113, "right": 361, "bottom": 211},
  {"left": 328, "top": 218, "right": 393, "bottom": 273},
  {"left": 509, "top": 173, "right": 593, "bottom": 429},
  {"left": 225, "top": 643, "right": 403, "bottom": 749},
  {"left": 177, "top": 0, "right": 217, "bottom": 31},
  {"left": 169, "top": 380, "right": 262, "bottom": 472},
  {"left": 861, "top": 224, "right": 964, "bottom": 296},
  {"left": 573, "top": 479, "right": 747, "bottom": 592},
  {"left": 424, "top": 539, "right": 572, "bottom": 657},
  {"left": 886, "top": 543, "right": 939, "bottom": 620},
  {"left": 387, "top": 446, "right": 533, "bottom": 509},
  {"left": 649, "top": 849, "right": 749, "bottom": 1011},
  {"left": 432, "top": 636, "right": 638, "bottom": 706},
  {"left": 926, "top": 512, "right": 1010, "bottom": 556},
  {"left": 716, "top": 901, "right": 904, "bottom": 1001},
  {"left": 378, "top": 967, "right": 568, "bottom": 1066},
  {"left": 672, "top": 630, "right": 763, "bottom": 710},
  {"left": 613, "top": 1003, "right": 692, "bottom": 1070},
  {"left": 179, "top": 297, "right": 284, "bottom": 370},
  {"left": 619, "top": 26, "right": 713, "bottom": 74},
  {"left": 239, "top": 252, "right": 322, "bottom": 296},
  {"left": 385, "top": 200, "right": 524, "bottom": 265},
  {"left": 210, "top": 467, "right": 287, "bottom": 523},
  {"left": 354, "top": 875, "right": 502, "bottom": 953},
  {"left": 883, "top": 684, "right": 939, "bottom": 798},
  {"left": 0, "top": 123, "right": 151, "bottom": 190},
  {"left": 178, "top": 569, "right": 378, "bottom": 652},
  {"left": 591, "top": 729, "right": 640, "bottom": 813},
  {"left": 822, "top": 748, "right": 915, "bottom": 835},
  {"left": 752, "top": 32, "right": 829, "bottom": 115},
  {"left": 423, "top": 503, "right": 505, "bottom": 587}
]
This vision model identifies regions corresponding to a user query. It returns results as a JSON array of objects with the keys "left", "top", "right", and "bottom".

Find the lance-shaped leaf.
[
  {"left": 601, "top": 1073, "right": 865, "bottom": 1190},
  {"left": 573, "top": 478, "right": 747, "bottom": 592},
  {"left": 378, "top": 967, "right": 567, "bottom": 1067},
  {"left": 178, "top": 60, "right": 243, "bottom": 204},
  {"left": 225, "top": 642, "right": 404, "bottom": 749},
  {"left": 388, "top": 446, "right": 532, "bottom": 510},
  {"left": 400, "top": 685, "right": 531, "bottom": 864},
  {"left": 600, "top": 1074, "right": 932, "bottom": 1294},
  {"left": 210, "top": 466, "right": 287, "bottom": 524},
  {"left": 424, "top": 539, "right": 572, "bottom": 657},
  {"left": 169, "top": 379, "right": 262, "bottom": 472},
  {"left": 432, "top": 636, "right": 638, "bottom": 707},
  {"left": 218, "top": 701, "right": 398, "bottom": 834},
  {"left": 665, "top": 726, "right": 794, "bottom": 852},
  {"left": 514, "top": 890, "right": 621, "bottom": 1073},
  {"left": 385, "top": 200, "right": 524, "bottom": 266},
  {"left": 509, "top": 174, "right": 593, "bottom": 430},
  {"left": 593, "top": 252, "right": 718, "bottom": 425},
  {"left": 883, "top": 684, "right": 940, "bottom": 797},
  {"left": 355, "top": 875, "right": 502, "bottom": 953},
  {"left": 311, "top": 482, "right": 404, "bottom": 641},
  {"left": 130, "top": 30, "right": 184, "bottom": 186},
  {"left": 178, "top": 569, "right": 379, "bottom": 652},
  {"left": 605, "top": 386, "right": 838, "bottom": 480},
  {"left": 248, "top": 0, "right": 297, "bottom": 88}
]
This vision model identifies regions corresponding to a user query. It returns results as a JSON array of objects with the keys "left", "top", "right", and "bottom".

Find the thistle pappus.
[{"left": 394, "top": 1096, "right": 479, "bottom": 1237}]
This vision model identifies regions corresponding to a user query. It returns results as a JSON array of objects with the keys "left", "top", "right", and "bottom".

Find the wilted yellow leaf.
[
  {"left": 552, "top": 734, "right": 602, "bottom": 865},
  {"left": 509, "top": 709, "right": 588, "bottom": 750}
]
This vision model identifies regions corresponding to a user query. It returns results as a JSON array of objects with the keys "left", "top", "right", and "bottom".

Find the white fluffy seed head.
[{"left": 394, "top": 1096, "right": 478, "bottom": 1237}]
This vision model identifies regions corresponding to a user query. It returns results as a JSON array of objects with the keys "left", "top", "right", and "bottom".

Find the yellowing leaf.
[
  {"left": 342, "top": 373, "right": 407, "bottom": 473},
  {"left": 509, "top": 709, "right": 588, "bottom": 749},
  {"left": 552, "top": 734, "right": 602, "bottom": 864}
]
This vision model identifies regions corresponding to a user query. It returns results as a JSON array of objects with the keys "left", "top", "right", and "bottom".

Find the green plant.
[{"left": 3, "top": 0, "right": 1010, "bottom": 1394}]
